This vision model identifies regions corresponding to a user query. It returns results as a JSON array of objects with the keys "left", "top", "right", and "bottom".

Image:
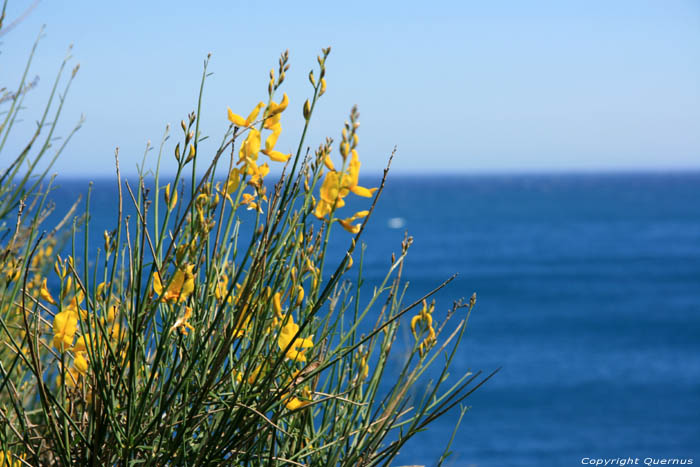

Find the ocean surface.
[{"left": 45, "top": 173, "right": 700, "bottom": 466}]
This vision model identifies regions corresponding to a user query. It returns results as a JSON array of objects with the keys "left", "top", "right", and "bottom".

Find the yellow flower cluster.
[
  {"left": 153, "top": 265, "right": 195, "bottom": 304},
  {"left": 228, "top": 94, "right": 291, "bottom": 169},
  {"left": 3, "top": 257, "right": 22, "bottom": 284},
  {"left": 47, "top": 260, "right": 124, "bottom": 387},
  {"left": 313, "top": 110, "right": 375, "bottom": 233},
  {"left": 411, "top": 299, "right": 437, "bottom": 357},
  {"left": 226, "top": 92, "right": 291, "bottom": 209},
  {"left": 285, "top": 385, "right": 312, "bottom": 411},
  {"left": 277, "top": 315, "right": 314, "bottom": 363},
  {"left": 0, "top": 450, "right": 25, "bottom": 467}
]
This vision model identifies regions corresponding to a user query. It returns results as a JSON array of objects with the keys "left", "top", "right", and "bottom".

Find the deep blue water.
[{"left": 45, "top": 173, "right": 700, "bottom": 466}]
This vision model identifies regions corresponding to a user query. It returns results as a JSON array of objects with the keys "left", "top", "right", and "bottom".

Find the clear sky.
[{"left": 2, "top": 0, "right": 699, "bottom": 176}]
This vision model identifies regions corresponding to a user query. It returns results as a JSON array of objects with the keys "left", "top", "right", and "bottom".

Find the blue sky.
[{"left": 2, "top": 0, "right": 699, "bottom": 176}]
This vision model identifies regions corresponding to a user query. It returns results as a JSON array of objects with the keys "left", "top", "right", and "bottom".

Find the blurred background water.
[{"left": 45, "top": 172, "right": 700, "bottom": 466}]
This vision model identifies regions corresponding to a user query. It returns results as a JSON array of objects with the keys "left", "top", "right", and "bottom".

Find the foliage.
[{"left": 0, "top": 6, "right": 496, "bottom": 466}]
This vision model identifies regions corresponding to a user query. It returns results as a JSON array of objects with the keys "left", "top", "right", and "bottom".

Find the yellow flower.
[
  {"left": 285, "top": 396, "right": 306, "bottom": 411},
  {"left": 264, "top": 93, "right": 289, "bottom": 128},
  {"left": 74, "top": 352, "right": 89, "bottom": 374},
  {"left": 227, "top": 101, "right": 265, "bottom": 128},
  {"left": 359, "top": 355, "right": 369, "bottom": 380},
  {"left": 260, "top": 124, "right": 291, "bottom": 162},
  {"left": 40, "top": 278, "right": 56, "bottom": 305},
  {"left": 278, "top": 316, "right": 313, "bottom": 363},
  {"left": 164, "top": 183, "right": 178, "bottom": 211},
  {"left": 215, "top": 273, "right": 233, "bottom": 303},
  {"left": 273, "top": 292, "right": 284, "bottom": 319},
  {"left": 53, "top": 310, "right": 78, "bottom": 351},
  {"left": 411, "top": 299, "right": 436, "bottom": 356},
  {"left": 96, "top": 281, "right": 107, "bottom": 298},
  {"left": 239, "top": 128, "right": 261, "bottom": 165},
  {"left": 247, "top": 363, "right": 263, "bottom": 385},
  {"left": 338, "top": 210, "right": 369, "bottom": 234},
  {"left": 73, "top": 334, "right": 91, "bottom": 353},
  {"left": 225, "top": 168, "right": 241, "bottom": 195},
  {"left": 0, "top": 450, "right": 25, "bottom": 467},
  {"left": 153, "top": 265, "right": 196, "bottom": 303},
  {"left": 345, "top": 150, "right": 375, "bottom": 198},
  {"left": 294, "top": 285, "right": 304, "bottom": 306},
  {"left": 313, "top": 150, "right": 375, "bottom": 222},
  {"left": 65, "top": 291, "right": 87, "bottom": 319},
  {"left": 264, "top": 148, "right": 291, "bottom": 162},
  {"left": 253, "top": 95, "right": 292, "bottom": 163},
  {"left": 5, "top": 259, "right": 21, "bottom": 283},
  {"left": 410, "top": 299, "right": 434, "bottom": 340},
  {"left": 319, "top": 171, "right": 348, "bottom": 206},
  {"left": 57, "top": 365, "right": 80, "bottom": 389},
  {"left": 284, "top": 386, "right": 311, "bottom": 410},
  {"left": 107, "top": 321, "right": 125, "bottom": 343},
  {"left": 313, "top": 198, "right": 332, "bottom": 220},
  {"left": 260, "top": 123, "right": 292, "bottom": 162},
  {"left": 323, "top": 154, "right": 335, "bottom": 171},
  {"left": 170, "top": 306, "right": 195, "bottom": 335},
  {"left": 263, "top": 123, "right": 280, "bottom": 152},
  {"left": 241, "top": 192, "right": 266, "bottom": 213},
  {"left": 105, "top": 302, "right": 118, "bottom": 323},
  {"left": 247, "top": 161, "right": 270, "bottom": 188},
  {"left": 233, "top": 311, "right": 251, "bottom": 339}
]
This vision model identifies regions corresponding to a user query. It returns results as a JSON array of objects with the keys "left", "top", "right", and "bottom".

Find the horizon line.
[{"left": 42, "top": 166, "right": 700, "bottom": 181}]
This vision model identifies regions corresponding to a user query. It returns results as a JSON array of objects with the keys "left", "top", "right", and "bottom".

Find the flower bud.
[
  {"left": 295, "top": 285, "right": 304, "bottom": 306},
  {"left": 340, "top": 142, "right": 350, "bottom": 159},
  {"left": 164, "top": 183, "right": 171, "bottom": 205},
  {"left": 185, "top": 143, "right": 196, "bottom": 163},
  {"left": 273, "top": 292, "right": 283, "bottom": 319},
  {"left": 303, "top": 100, "right": 311, "bottom": 120}
]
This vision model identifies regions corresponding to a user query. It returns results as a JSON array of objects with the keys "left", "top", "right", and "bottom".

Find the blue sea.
[{"left": 46, "top": 173, "right": 700, "bottom": 466}]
